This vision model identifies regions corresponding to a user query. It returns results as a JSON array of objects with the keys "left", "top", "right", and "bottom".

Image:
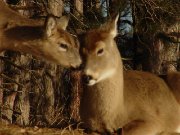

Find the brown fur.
[
  {"left": 0, "top": 1, "right": 81, "bottom": 68},
  {"left": 79, "top": 15, "right": 180, "bottom": 135},
  {"left": 166, "top": 71, "right": 180, "bottom": 104},
  {"left": 0, "top": 1, "right": 41, "bottom": 28}
]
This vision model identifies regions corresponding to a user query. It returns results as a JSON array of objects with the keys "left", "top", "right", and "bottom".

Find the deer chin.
[
  {"left": 87, "top": 79, "right": 97, "bottom": 86},
  {"left": 70, "top": 60, "right": 82, "bottom": 68}
]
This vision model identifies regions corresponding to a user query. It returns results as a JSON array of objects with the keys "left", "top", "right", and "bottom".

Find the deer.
[
  {"left": 79, "top": 15, "right": 180, "bottom": 135},
  {"left": 0, "top": 1, "right": 81, "bottom": 68},
  {"left": 166, "top": 71, "right": 180, "bottom": 103}
]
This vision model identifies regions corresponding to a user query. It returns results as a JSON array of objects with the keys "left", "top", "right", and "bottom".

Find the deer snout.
[
  {"left": 83, "top": 75, "right": 93, "bottom": 84},
  {"left": 82, "top": 71, "right": 97, "bottom": 86},
  {"left": 70, "top": 63, "right": 80, "bottom": 68},
  {"left": 70, "top": 58, "right": 82, "bottom": 68}
]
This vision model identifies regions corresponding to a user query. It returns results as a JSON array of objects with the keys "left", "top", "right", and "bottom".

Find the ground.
[{"left": 0, "top": 122, "right": 87, "bottom": 135}]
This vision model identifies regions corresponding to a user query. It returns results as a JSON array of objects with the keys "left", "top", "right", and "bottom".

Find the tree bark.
[{"left": 48, "top": 0, "right": 63, "bottom": 16}]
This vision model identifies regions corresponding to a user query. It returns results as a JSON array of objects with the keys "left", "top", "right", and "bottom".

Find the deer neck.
[
  {"left": 103, "top": 56, "right": 125, "bottom": 113},
  {"left": 81, "top": 52, "right": 125, "bottom": 127},
  {"left": 85, "top": 51, "right": 124, "bottom": 103},
  {"left": 0, "top": 25, "right": 45, "bottom": 57},
  {"left": 0, "top": 1, "right": 43, "bottom": 28}
]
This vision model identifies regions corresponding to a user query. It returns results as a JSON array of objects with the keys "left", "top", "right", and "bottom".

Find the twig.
[
  {"left": 0, "top": 56, "right": 43, "bottom": 77},
  {"left": 0, "top": 74, "right": 24, "bottom": 87},
  {"left": 9, "top": 5, "right": 41, "bottom": 11}
]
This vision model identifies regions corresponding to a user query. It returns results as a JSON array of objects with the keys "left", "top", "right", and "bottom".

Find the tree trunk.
[
  {"left": 48, "top": 0, "right": 63, "bottom": 17},
  {"left": 0, "top": 52, "right": 4, "bottom": 117},
  {"left": 70, "top": 0, "right": 83, "bottom": 16},
  {"left": 33, "top": 0, "right": 65, "bottom": 125}
]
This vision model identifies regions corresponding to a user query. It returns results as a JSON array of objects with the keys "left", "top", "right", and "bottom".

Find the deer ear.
[
  {"left": 45, "top": 16, "right": 57, "bottom": 37},
  {"left": 102, "top": 14, "right": 119, "bottom": 38},
  {"left": 57, "top": 16, "right": 69, "bottom": 30},
  {"left": 109, "top": 14, "right": 119, "bottom": 38}
]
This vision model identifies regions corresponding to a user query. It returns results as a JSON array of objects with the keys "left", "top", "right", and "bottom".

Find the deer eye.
[
  {"left": 97, "top": 48, "right": 104, "bottom": 56},
  {"left": 59, "top": 43, "right": 68, "bottom": 52}
]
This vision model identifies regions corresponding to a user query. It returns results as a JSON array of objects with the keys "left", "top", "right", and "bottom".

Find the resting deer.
[
  {"left": 0, "top": 1, "right": 81, "bottom": 68},
  {"left": 79, "top": 15, "right": 180, "bottom": 135}
]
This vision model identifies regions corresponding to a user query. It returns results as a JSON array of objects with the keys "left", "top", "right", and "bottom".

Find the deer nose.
[
  {"left": 83, "top": 75, "right": 93, "bottom": 84},
  {"left": 79, "top": 63, "right": 85, "bottom": 69}
]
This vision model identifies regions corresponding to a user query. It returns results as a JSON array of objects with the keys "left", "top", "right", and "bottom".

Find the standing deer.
[
  {"left": 0, "top": 1, "right": 81, "bottom": 68},
  {"left": 79, "top": 15, "right": 180, "bottom": 135}
]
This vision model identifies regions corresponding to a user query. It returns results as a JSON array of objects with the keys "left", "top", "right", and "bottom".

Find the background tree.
[{"left": 130, "top": 0, "right": 180, "bottom": 73}]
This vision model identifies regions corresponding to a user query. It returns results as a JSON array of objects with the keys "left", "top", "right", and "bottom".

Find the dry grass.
[{"left": 0, "top": 122, "right": 87, "bottom": 135}]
